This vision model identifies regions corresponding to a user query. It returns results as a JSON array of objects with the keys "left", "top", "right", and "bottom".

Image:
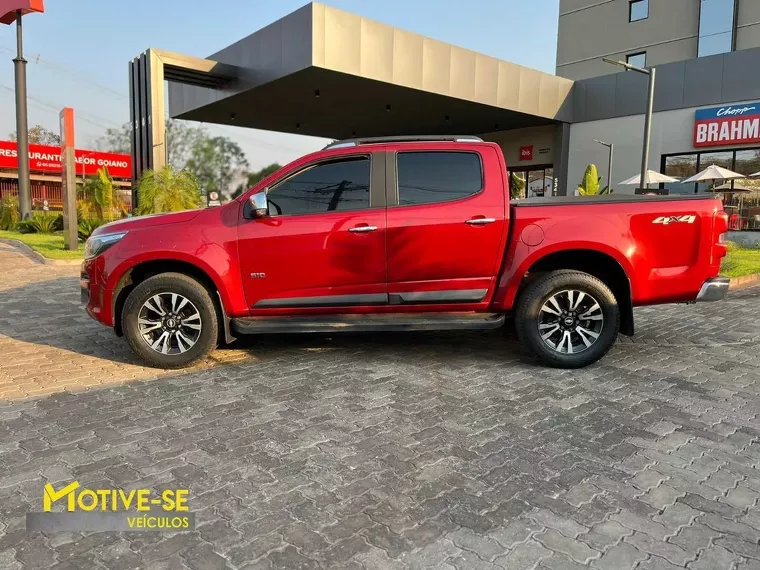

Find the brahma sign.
[
  {"left": 0, "top": 140, "right": 132, "bottom": 178},
  {"left": 694, "top": 102, "right": 760, "bottom": 148}
]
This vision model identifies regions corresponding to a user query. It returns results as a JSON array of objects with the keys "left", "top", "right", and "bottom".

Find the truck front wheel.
[
  {"left": 121, "top": 273, "right": 219, "bottom": 369},
  {"left": 515, "top": 270, "right": 620, "bottom": 369}
]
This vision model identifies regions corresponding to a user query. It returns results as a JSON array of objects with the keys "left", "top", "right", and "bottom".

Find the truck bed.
[{"left": 512, "top": 193, "right": 720, "bottom": 206}]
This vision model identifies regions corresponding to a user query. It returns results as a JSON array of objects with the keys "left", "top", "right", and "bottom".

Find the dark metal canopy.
[
  {"left": 167, "top": 2, "right": 573, "bottom": 139},
  {"left": 130, "top": 2, "right": 574, "bottom": 188}
]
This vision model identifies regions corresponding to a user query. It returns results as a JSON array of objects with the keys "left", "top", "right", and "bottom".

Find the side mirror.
[{"left": 248, "top": 192, "right": 268, "bottom": 218}]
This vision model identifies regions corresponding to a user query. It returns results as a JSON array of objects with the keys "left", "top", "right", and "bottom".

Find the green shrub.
[
  {"left": 16, "top": 212, "right": 63, "bottom": 234},
  {"left": 0, "top": 194, "right": 19, "bottom": 230},
  {"left": 578, "top": 164, "right": 613, "bottom": 196},
  {"left": 77, "top": 218, "right": 105, "bottom": 241},
  {"left": 725, "top": 240, "right": 739, "bottom": 253},
  {"left": 136, "top": 166, "right": 200, "bottom": 215}
]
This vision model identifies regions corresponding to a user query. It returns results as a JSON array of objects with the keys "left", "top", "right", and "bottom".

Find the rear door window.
[{"left": 396, "top": 151, "right": 483, "bottom": 206}]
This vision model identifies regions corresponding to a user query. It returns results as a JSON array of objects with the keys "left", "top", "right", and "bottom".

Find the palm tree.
[
  {"left": 136, "top": 166, "right": 201, "bottom": 216},
  {"left": 82, "top": 167, "right": 127, "bottom": 219}
]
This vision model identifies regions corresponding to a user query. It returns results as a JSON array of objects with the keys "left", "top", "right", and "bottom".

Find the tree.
[
  {"left": 166, "top": 120, "right": 205, "bottom": 171},
  {"left": 96, "top": 119, "right": 212, "bottom": 172},
  {"left": 9, "top": 125, "right": 61, "bottom": 146},
  {"left": 96, "top": 120, "right": 247, "bottom": 199},
  {"left": 136, "top": 166, "right": 201, "bottom": 215},
  {"left": 231, "top": 163, "right": 282, "bottom": 198},
  {"left": 95, "top": 124, "right": 130, "bottom": 155},
  {"left": 509, "top": 172, "right": 526, "bottom": 200},
  {"left": 186, "top": 136, "right": 249, "bottom": 198}
]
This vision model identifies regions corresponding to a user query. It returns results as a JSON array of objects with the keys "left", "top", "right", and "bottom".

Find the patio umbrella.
[
  {"left": 750, "top": 171, "right": 760, "bottom": 178},
  {"left": 618, "top": 170, "right": 680, "bottom": 186},
  {"left": 681, "top": 164, "right": 745, "bottom": 184},
  {"left": 711, "top": 183, "right": 754, "bottom": 192}
]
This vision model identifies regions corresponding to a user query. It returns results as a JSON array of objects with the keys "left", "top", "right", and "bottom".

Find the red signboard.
[
  {"left": 0, "top": 0, "right": 44, "bottom": 25},
  {"left": 0, "top": 140, "right": 132, "bottom": 178},
  {"left": 519, "top": 145, "right": 534, "bottom": 161},
  {"left": 694, "top": 102, "right": 760, "bottom": 148}
]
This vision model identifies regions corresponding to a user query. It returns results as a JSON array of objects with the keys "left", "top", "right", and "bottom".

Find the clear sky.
[{"left": 0, "top": 0, "right": 560, "bottom": 170}]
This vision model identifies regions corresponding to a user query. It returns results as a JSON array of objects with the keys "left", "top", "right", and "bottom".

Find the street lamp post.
[
  {"left": 594, "top": 139, "right": 614, "bottom": 193},
  {"left": 2, "top": 2, "right": 46, "bottom": 219},
  {"left": 13, "top": 10, "right": 30, "bottom": 219},
  {"left": 602, "top": 58, "right": 656, "bottom": 192}
]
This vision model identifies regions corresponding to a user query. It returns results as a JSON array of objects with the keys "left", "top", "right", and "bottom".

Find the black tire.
[
  {"left": 122, "top": 273, "right": 218, "bottom": 369},
  {"left": 515, "top": 270, "right": 619, "bottom": 369}
]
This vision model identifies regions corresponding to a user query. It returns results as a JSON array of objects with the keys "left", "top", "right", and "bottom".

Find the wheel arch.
[
  {"left": 112, "top": 259, "right": 232, "bottom": 343},
  {"left": 519, "top": 249, "right": 634, "bottom": 336}
]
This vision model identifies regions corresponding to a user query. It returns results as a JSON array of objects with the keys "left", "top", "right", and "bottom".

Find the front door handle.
[
  {"left": 465, "top": 218, "right": 496, "bottom": 226},
  {"left": 348, "top": 225, "right": 378, "bottom": 233}
]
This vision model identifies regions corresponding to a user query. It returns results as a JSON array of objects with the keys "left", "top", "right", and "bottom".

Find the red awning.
[{"left": 0, "top": 0, "right": 44, "bottom": 25}]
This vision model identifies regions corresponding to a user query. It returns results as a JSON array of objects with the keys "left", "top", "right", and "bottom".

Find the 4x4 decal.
[{"left": 653, "top": 215, "right": 697, "bottom": 225}]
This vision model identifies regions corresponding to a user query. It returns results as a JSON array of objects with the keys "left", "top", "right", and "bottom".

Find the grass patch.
[
  {"left": 721, "top": 246, "right": 760, "bottom": 278},
  {"left": 0, "top": 230, "right": 84, "bottom": 260}
]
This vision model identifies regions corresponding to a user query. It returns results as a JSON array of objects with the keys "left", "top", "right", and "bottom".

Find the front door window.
[{"left": 267, "top": 157, "right": 370, "bottom": 216}]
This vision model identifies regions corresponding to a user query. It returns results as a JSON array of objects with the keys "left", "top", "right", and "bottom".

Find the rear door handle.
[
  {"left": 348, "top": 225, "right": 378, "bottom": 233},
  {"left": 465, "top": 218, "right": 496, "bottom": 225}
]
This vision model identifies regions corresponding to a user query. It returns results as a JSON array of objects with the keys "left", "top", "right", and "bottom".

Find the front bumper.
[{"left": 696, "top": 277, "right": 730, "bottom": 302}]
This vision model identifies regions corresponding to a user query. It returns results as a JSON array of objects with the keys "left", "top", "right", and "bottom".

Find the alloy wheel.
[
  {"left": 537, "top": 289, "right": 604, "bottom": 354},
  {"left": 137, "top": 292, "right": 202, "bottom": 355}
]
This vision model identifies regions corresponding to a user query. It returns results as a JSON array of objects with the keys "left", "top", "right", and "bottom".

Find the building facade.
[
  {"left": 562, "top": 0, "right": 760, "bottom": 231},
  {"left": 557, "top": 0, "right": 760, "bottom": 80}
]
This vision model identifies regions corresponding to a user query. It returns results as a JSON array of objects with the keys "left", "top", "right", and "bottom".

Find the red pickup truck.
[{"left": 81, "top": 136, "right": 730, "bottom": 369}]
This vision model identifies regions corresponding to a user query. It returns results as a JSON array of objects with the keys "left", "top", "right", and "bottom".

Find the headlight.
[{"left": 84, "top": 232, "right": 127, "bottom": 259}]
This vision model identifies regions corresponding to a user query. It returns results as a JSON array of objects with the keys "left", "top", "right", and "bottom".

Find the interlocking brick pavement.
[{"left": 1, "top": 240, "right": 760, "bottom": 569}]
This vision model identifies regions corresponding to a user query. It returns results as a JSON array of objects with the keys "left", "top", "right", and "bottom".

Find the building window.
[
  {"left": 661, "top": 148, "right": 760, "bottom": 231},
  {"left": 629, "top": 0, "right": 648, "bottom": 22},
  {"left": 508, "top": 166, "right": 556, "bottom": 200},
  {"left": 268, "top": 157, "right": 370, "bottom": 215},
  {"left": 396, "top": 152, "right": 482, "bottom": 206},
  {"left": 626, "top": 52, "right": 647, "bottom": 68},
  {"left": 698, "top": 0, "right": 737, "bottom": 57},
  {"left": 663, "top": 155, "right": 698, "bottom": 195}
]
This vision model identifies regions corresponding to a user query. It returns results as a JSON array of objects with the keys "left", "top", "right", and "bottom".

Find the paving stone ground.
[{"left": 1, "top": 240, "right": 759, "bottom": 570}]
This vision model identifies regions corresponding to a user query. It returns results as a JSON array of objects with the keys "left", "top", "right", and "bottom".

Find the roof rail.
[{"left": 323, "top": 135, "right": 484, "bottom": 150}]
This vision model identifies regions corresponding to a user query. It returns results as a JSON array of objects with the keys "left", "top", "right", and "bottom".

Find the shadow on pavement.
[{"left": 0, "top": 276, "right": 531, "bottom": 374}]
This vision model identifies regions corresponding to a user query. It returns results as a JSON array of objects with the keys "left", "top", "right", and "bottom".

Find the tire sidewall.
[
  {"left": 122, "top": 274, "right": 218, "bottom": 368},
  {"left": 516, "top": 272, "right": 620, "bottom": 368}
]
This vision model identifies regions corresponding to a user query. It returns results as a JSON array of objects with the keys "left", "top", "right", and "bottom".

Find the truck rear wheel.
[
  {"left": 515, "top": 270, "right": 619, "bottom": 369},
  {"left": 122, "top": 273, "right": 218, "bottom": 369}
]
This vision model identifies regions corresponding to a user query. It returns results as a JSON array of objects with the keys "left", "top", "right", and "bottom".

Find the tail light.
[{"left": 712, "top": 211, "right": 729, "bottom": 264}]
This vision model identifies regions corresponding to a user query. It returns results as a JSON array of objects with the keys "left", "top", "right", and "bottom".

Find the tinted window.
[
  {"left": 698, "top": 0, "right": 736, "bottom": 57},
  {"left": 696, "top": 151, "right": 732, "bottom": 193},
  {"left": 268, "top": 157, "right": 370, "bottom": 215},
  {"left": 629, "top": 0, "right": 648, "bottom": 22},
  {"left": 396, "top": 152, "right": 483, "bottom": 206},
  {"left": 663, "top": 154, "right": 698, "bottom": 195},
  {"left": 626, "top": 52, "right": 646, "bottom": 68}
]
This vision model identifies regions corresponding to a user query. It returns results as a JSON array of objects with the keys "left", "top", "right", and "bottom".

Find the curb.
[
  {"left": 728, "top": 273, "right": 760, "bottom": 290},
  {"left": 0, "top": 238, "right": 82, "bottom": 267}
]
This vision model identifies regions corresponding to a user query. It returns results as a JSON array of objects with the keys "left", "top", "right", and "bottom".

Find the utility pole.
[{"left": 14, "top": 10, "right": 30, "bottom": 219}]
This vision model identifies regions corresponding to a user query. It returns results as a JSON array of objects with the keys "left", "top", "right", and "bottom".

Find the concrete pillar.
[{"left": 553, "top": 122, "right": 571, "bottom": 196}]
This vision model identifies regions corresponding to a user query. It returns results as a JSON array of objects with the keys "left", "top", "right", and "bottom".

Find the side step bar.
[{"left": 231, "top": 312, "right": 505, "bottom": 335}]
